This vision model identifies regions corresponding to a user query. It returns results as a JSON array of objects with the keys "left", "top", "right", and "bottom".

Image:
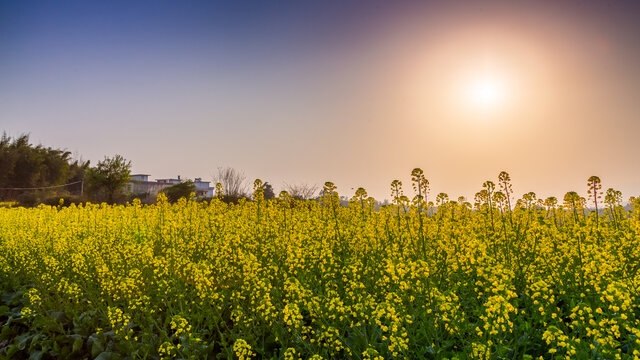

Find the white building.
[
  {"left": 125, "top": 174, "right": 214, "bottom": 199},
  {"left": 125, "top": 174, "right": 163, "bottom": 197},
  {"left": 130, "top": 174, "right": 150, "bottom": 182},
  {"left": 156, "top": 176, "right": 182, "bottom": 186},
  {"left": 194, "top": 178, "right": 214, "bottom": 197}
]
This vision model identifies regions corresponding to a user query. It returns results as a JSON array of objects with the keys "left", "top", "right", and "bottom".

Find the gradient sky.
[{"left": 2, "top": 0, "right": 639, "bottom": 201}]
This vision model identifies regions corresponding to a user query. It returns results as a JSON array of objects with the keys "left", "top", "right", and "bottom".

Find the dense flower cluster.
[{"left": 1, "top": 174, "right": 640, "bottom": 359}]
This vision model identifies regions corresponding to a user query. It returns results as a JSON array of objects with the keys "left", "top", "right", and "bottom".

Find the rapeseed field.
[{"left": 1, "top": 172, "right": 639, "bottom": 359}]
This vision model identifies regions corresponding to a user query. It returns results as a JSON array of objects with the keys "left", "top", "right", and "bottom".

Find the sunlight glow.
[{"left": 466, "top": 73, "right": 508, "bottom": 110}]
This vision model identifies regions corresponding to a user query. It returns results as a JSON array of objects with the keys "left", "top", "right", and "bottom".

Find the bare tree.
[
  {"left": 284, "top": 182, "right": 318, "bottom": 200},
  {"left": 213, "top": 167, "right": 247, "bottom": 199}
]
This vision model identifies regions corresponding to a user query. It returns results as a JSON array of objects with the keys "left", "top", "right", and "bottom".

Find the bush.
[
  {"left": 17, "top": 193, "right": 39, "bottom": 207},
  {"left": 42, "top": 195, "right": 84, "bottom": 207},
  {"left": 163, "top": 181, "right": 196, "bottom": 203}
]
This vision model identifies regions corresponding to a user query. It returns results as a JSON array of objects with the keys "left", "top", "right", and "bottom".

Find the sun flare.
[{"left": 466, "top": 73, "right": 508, "bottom": 110}]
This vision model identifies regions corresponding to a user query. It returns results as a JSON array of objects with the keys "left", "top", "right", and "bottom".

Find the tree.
[
  {"left": 263, "top": 182, "right": 275, "bottom": 200},
  {"left": 283, "top": 182, "right": 317, "bottom": 200},
  {"left": 85, "top": 155, "right": 131, "bottom": 203},
  {"left": 163, "top": 180, "right": 196, "bottom": 203},
  {"left": 213, "top": 167, "right": 247, "bottom": 201},
  {"left": 0, "top": 133, "right": 88, "bottom": 203}
]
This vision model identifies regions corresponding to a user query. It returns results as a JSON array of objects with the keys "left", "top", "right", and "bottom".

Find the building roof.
[{"left": 132, "top": 181, "right": 162, "bottom": 185}]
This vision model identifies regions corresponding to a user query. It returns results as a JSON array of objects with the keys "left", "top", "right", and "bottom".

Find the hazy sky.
[{"left": 2, "top": 0, "right": 639, "bottom": 201}]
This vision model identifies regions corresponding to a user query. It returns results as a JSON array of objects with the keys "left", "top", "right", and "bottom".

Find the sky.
[{"left": 1, "top": 0, "right": 640, "bottom": 201}]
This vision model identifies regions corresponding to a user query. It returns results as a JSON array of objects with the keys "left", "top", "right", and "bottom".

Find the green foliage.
[
  {"left": 163, "top": 180, "right": 196, "bottom": 203},
  {"left": 263, "top": 182, "right": 275, "bottom": 200},
  {"left": 41, "top": 195, "right": 84, "bottom": 208},
  {"left": 0, "top": 133, "right": 88, "bottom": 203},
  {"left": 84, "top": 155, "right": 131, "bottom": 204}
]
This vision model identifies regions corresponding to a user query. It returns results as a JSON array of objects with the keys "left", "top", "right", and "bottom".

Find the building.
[
  {"left": 130, "top": 174, "right": 150, "bottom": 182},
  {"left": 156, "top": 176, "right": 182, "bottom": 186},
  {"left": 194, "top": 178, "right": 214, "bottom": 197},
  {"left": 124, "top": 174, "right": 214, "bottom": 199},
  {"left": 125, "top": 174, "right": 164, "bottom": 198}
]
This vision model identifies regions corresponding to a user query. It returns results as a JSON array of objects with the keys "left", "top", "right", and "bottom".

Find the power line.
[{"left": 0, "top": 180, "right": 83, "bottom": 191}]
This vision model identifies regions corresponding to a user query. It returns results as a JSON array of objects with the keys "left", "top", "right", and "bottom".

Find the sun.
[{"left": 466, "top": 72, "right": 508, "bottom": 110}]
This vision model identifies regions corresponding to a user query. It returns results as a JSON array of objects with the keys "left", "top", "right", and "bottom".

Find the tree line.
[
  {"left": 0, "top": 134, "right": 87, "bottom": 205},
  {"left": 0, "top": 133, "right": 320, "bottom": 206}
]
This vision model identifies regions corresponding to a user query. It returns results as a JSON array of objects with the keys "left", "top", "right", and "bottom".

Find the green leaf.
[
  {"left": 5, "top": 344, "right": 18, "bottom": 358},
  {"left": 94, "top": 351, "right": 122, "bottom": 360},
  {"left": 1, "top": 291, "right": 24, "bottom": 306},
  {"left": 0, "top": 328, "right": 8, "bottom": 342},
  {"left": 28, "top": 350, "right": 44, "bottom": 360},
  {"left": 90, "top": 337, "right": 105, "bottom": 358},
  {"left": 16, "top": 333, "right": 33, "bottom": 350},
  {"left": 0, "top": 305, "right": 9, "bottom": 316},
  {"left": 72, "top": 337, "right": 84, "bottom": 353},
  {"left": 516, "top": 334, "right": 529, "bottom": 344},
  {"left": 49, "top": 311, "right": 69, "bottom": 326}
]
